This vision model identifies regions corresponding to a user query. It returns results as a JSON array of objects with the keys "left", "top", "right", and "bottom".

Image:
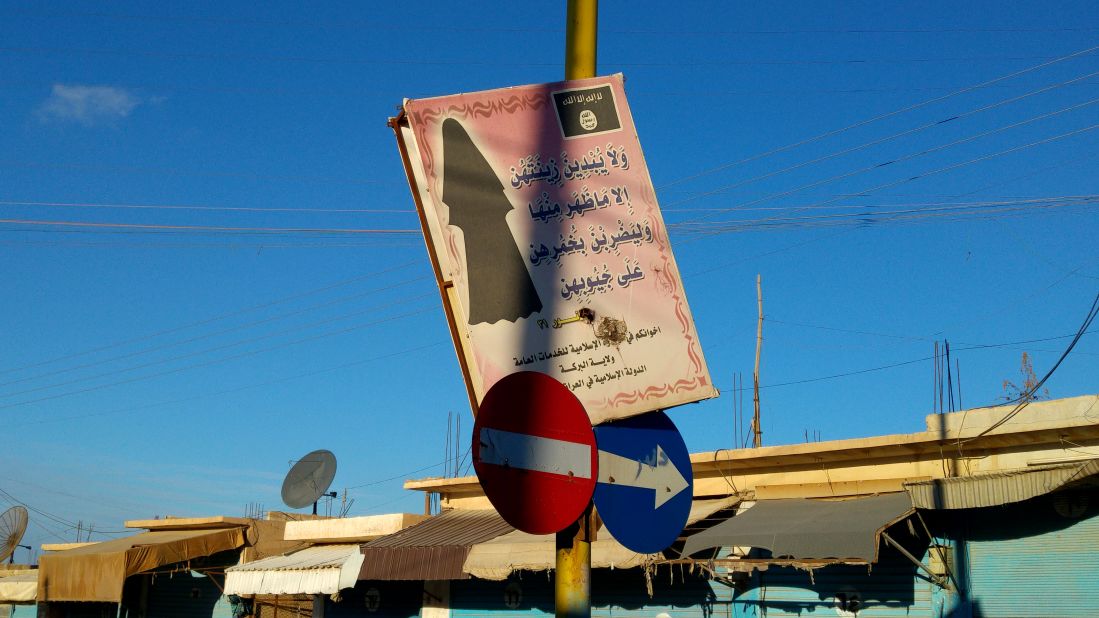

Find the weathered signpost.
[{"left": 390, "top": 2, "right": 713, "bottom": 615}]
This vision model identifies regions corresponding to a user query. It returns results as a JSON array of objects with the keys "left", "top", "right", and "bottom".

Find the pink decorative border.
[{"left": 405, "top": 79, "right": 712, "bottom": 417}]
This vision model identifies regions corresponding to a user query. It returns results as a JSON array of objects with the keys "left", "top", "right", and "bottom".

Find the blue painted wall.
[{"left": 931, "top": 490, "right": 1099, "bottom": 618}]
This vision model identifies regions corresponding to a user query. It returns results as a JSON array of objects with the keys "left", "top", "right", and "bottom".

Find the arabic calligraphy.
[
  {"left": 509, "top": 154, "right": 560, "bottom": 189},
  {"left": 566, "top": 364, "right": 650, "bottom": 391},
  {"left": 527, "top": 186, "right": 631, "bottom": 223},
  {"left": 509, "top": 144, "right": 630, "bottom": 189},
  {"left": 512, "top": 337, "right": 604, "bottom": 367},
  {"left": 560, "top": 145, "right": 630, "bottom": 182},
  {"left": 588, "top": 219, "right": 654, "bottom": 254},
  {"left": 558, "top": 90, "right": 605, "bottom": 107},
  {"left": 510, "top": 325, "right": 663, "bottom": 370},
  {"left": 558, "top": 259, "right": 647, "bottom": 300},
  {"left": 528, "top": 225, "right": 586, "bottom": 266}
]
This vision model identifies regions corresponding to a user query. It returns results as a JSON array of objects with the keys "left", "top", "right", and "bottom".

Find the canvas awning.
[
  {"left": 359, "top": 509, "right": 514, "bottom": 581},
  {"left": 465, "top": 497, "right": 740, "bottom": 580},
  {"left": 680, "top": 493, "right": 914, "bottom": 563},
  {"left": 224, "top": 544, "right": 363, "bottom": 596},
  {"left": 905, "top": 459, "right": 1099, "bottom": 510},
  {"left": 0, "top": 571, "right": 37, "bottom": 603},
  {"left": 38, "top": 527, "right": 247, "bottom": 602}
]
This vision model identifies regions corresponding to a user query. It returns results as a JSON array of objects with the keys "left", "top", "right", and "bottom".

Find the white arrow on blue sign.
[{"left": 592, "top": 410, "right": 693, "bottom": 554}]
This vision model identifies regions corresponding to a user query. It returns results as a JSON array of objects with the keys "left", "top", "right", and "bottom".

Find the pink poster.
[{"left": 397, "top": 74, "right": 715, "bottom": 424}]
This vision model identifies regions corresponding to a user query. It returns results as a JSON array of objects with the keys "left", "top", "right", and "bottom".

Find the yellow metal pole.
[
  {"left": 565, "top": 0, "right": 598, "bottom": 80},
  {"left": 556, "top": 505, "right": 594, "bottom": 617},
  {"left": 558, "top": 3, "right": 597, "bottom": 617}
]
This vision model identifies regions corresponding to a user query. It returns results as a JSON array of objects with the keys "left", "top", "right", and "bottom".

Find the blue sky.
[{"left": 1, "top": 1, "right": 1097, "bottom": 560}]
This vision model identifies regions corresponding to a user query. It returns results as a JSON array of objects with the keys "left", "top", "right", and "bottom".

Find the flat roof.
[{"left": 405, "top": 394, "right": 1099, "bottom": 494}]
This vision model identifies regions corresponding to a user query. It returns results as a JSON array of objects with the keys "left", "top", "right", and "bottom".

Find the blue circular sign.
[{"left": 592, "top": 410, "right": 693, "bottom": 554}]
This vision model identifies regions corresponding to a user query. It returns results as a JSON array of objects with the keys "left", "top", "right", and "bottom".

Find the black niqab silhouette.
[{"left": 441, "top": 118, "right": 543, "bottom": 324}]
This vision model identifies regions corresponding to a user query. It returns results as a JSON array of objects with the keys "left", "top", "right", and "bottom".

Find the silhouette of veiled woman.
[{"left": 441, "top": 118, "right": 543, "bottom": 325}]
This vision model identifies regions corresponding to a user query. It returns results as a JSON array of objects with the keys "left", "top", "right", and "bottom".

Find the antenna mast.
[{"left": 753, "top": 275, "right": 763, "bottom": 448}]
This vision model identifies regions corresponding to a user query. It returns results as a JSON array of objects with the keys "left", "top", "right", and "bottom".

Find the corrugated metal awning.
[
  {"left": 37, "top": 527, "right": 247, "bottom": 603},
  {"left": 680, "top": 493, "right": 913, "bottom": 563},
  {"left": 905, "top": 459, "right": 1099, "bottom": 510},
  {"left": 359, "top": 509, "right": 513, "bottom": 581},
  {"left": 224, "top": 544, "right": 364, "bottom": 596},
  {"left": 0, "top": 571, "right": 37, "bottom": 603},
  {"left": 464, "top": 497, "right": 740, "bottom": 580}
]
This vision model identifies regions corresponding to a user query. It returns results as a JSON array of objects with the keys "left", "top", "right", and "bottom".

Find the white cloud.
[{"left": 37, "top": 84, "right": 145, "bottom": 126}]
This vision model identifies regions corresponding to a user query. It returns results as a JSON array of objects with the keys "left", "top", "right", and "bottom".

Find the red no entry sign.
[{"left": 472, "top": 371, "right": 598, "bottom": 535}]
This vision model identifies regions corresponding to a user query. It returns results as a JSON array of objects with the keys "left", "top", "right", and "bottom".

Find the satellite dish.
[
  {"left": 281, "top": 449, "right": 337, "bottom": 510},
  {"left": 0, "top": 506, "right": 28, "bottom": 564}
]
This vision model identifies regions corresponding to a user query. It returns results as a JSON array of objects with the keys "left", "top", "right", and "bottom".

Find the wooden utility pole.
[
  {"left": 753, "top": 275, "right": 763, "bottom": 448},
  {"left": 558, "top": 2, "right": 597, "bottom": 617}
]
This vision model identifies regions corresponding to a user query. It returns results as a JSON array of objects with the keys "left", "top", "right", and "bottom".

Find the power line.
[
  {"left": 657, "top": 43, "right": 1099, "bottom": 191},
  {"left": 8, "top": 341, "right": 447, "bottom": 428},
  {"left": 345, "top": 460, "right": 455, "bottom": 490},
  {"left": 0, "top": 488, "right": 128, "bottom": 535},
  {"left": 0, "top": 159, "right": 393, "bottom": 187},
  {"left": 0, "top": 475, "right": 144, "bottom": 526},
  {"left": 675, "top": 122, "right": 1099, "bottom": 236},
  {"left": 8, "top": 9, "right": 1099, "bottom": 35},
  {"left": 769, "top": 318, "right": 1099, "bottom": 356},
  {"left": 0, "top": 218, "right": 420, "bottom": 235},
  {"left": 959, "top": 290, "right": 1099, "bottom": 444},
  {"left": 727, "top": 330, "right": 1097, "bottom": 392},
  {"left": 0, "top": 44, "right": 1073, "bottom": 68},
  {"left": 675, "top": 196, "right": 1099, "bottom": 234},
  {"left": 0, "top": 261, "right": 422, "bottom": 377},
  {"left": 0, "top": 303, "right": 436, "bottom": 410},
  {"left": 7, "top": 9, "right": 1099, "bottom": 36},
  {"left": 0, "top": 275, "right": 433, "bottom": 389},
  {"left": 0, "top": 199, "right": 416, "bottom": 215},
  {"left": 0, "top": 291, "right": 436, "bottom": 399},
  {"left": 0, "top": 237, "right": 409, "bottom": 250},
  {"left": 665, "top": 195, "right": 1099, "bottom": 215},
  {"left": 7, "top": 78, "right": 1095, "bottom": 101},
  {"left": 662, "top": 71, "right": 1099, "bottom": 209}
]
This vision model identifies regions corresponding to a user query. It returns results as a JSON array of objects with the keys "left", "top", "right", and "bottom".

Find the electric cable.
[
  {"left": 0, "top": 274, "right": 433, "bottom": 389},
  {"left": 662, "top": 74, "right": 1099, "bottom": 209},
  {"left": 672, "top": 101, "right": 1099, "bottom": 230},
  {"left": 658, "top": 43, "right": 1099, "bottom": 191},
  {"left": 0, "top": 304, "right": 436, "bottom": 410},
  {"left": 8, "top": 9, "right": 1099, "bottom": 34},
  {"left": 675, "top": 123, "right": 1099, "bottom": 237},
  {"left": 959, "top": 290, "right": 1099, "bottom": 445},
  {"left": 0, "top": 199, "right": 416, "bottom": 215},
  {"left": 0, "top": 260, "right": 421, "bottom": 377},
  {"left": 0, "top": 290, "right": 434, "bottom": 399},
  {"left": 0, "top": 218, "right": 420, "bottom": 235},
  {"left": 8, "top": 341, "right": 446, "bottom": 428}
]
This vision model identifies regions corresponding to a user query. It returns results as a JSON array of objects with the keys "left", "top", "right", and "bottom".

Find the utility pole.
[
  {"left": 753, "top": 274, "right": 763, "bottom": 448},
  {"left": 559, "top": 2, "right": 597, "bottom": 617},
  {"left": 565, "top": 0, "right": 598, "bottom": 81}
]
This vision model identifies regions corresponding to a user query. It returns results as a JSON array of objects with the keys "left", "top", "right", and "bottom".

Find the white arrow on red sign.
[
  {"left": 478, "top": 427, "right": 593, "bottom": 480},
  {"left": 478, "top": 428, "right": 689, "bottom": 508}
]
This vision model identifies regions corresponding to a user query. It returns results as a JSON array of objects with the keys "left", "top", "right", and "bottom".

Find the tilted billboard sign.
[{"left": 392, "top": 74, "right": 715, "bottom": 424}]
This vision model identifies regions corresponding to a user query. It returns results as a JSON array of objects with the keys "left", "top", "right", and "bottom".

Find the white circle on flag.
[{"left": 579, "top": 109, "right": 598, "bottom": 131}]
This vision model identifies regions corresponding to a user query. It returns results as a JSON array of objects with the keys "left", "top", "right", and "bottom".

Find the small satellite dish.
[
  {"left": 281, "top": 449, "right": 338, "bottom": 510},
  {"left": 0, "top": 506, "right": 28, "bottom": 564}
]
